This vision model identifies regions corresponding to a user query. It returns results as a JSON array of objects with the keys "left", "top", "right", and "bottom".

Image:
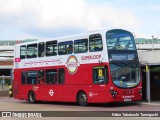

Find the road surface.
[{"left": 0, "top": 97, "right": 159, "bottom": 120}]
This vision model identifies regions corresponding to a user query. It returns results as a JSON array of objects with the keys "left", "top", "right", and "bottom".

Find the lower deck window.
[
  {"left": 93, "top": 66, "right": 108, "bottom": 84},
  {"left": 27, "top": 71, "right": 37, "bottom": 84},
  {"left": 21, "top": 71, "right": 26, "bottom": 84},
  {"left": 46, "top": 69, "right": 57, "bottom": 84}
]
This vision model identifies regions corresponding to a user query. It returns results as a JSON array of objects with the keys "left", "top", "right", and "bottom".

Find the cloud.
[
  {"left": 0, "top": 0, "right": 140, "bottom": 39},
  {"left": 36, "top": 0, "right": 139, "bottom": 31}
]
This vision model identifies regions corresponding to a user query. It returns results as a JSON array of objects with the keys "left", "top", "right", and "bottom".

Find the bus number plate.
[{"left": 124, "top": 99, "right": 131, "bottom": 101}]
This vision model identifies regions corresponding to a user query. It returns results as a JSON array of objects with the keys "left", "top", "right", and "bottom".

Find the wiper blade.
[
  {"left": 111, "top": 62, "right": 127, "bottom": 66},
  {"left": 111, "top": 62, "right": 139, "bottom": 68}
]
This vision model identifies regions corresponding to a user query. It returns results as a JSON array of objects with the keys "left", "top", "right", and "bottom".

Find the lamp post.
[
  {"left": 151, "top": 36, "right": 154, "bottom": 51},
  {"left": 151, "top": 35, "right": 157, "bottom": 51},
  {"left": 1, "top": 75, "right": 5, "bottom": 90}
]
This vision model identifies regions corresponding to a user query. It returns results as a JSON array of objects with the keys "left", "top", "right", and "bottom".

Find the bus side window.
[
  {"left": 74, "top": 39, "right": 88, "bottom": 53},
  {"left": 20, "top": 45, "right": 26, "bottom": 59},
  {"left": 46, "top": 69, "right": 57, "bottom": 84},
  {"left": 93, "top": 66, "right": 108, "bottom": 84},
  {"left": 58, "top": 41, "right": 73, "bottom": 55},
  {"left": 46, "top": 40, "right": 57, "bottom": 56},
  {"left": 89, "top": 34, "right": 103, "bottom": 52},
  {"left": 27, "top": 44, "right": 38, "bottom": 58},
  {"left": 21, "top": 71, "right": 26, "bottom": 85},
  {"left": 38, "top": 70, "right": 45, "bottom": 84},
  {"left": 27, "top": 71, "right": 37, "bottom": 84},
  {"left": 58, "top": 69, "right": 65, "bottom": 84},
  {"left": 38, "top": 42, "right": 45, "bottom": 57}
]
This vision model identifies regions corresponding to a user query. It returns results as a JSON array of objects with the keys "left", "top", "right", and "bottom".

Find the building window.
[
  {"left": 27, "top": 71, "right": 37, "bottom": 84},
  {"left": 20, "top": 45, "right": 26, "bottom": 59},
  {"left": 74, "top": 39, "right": 88, "bottom": 53},
  {"left": 27, "top": 44, "right": 38, "bottom": 58},
  {"left": 38, "top": 42, "right": 45, "bottom": 57},
  {"left": 93, "top": 66, "right": 108, "bottom": 84},
  {"left": 46, "top": 40, "right": 57, "bottom": 56},
  {"left": 89, "top": 34, "right": 103, "bottom": 52},
  {"left": 46, "top": 69, "right": 57, "bottom": 84},
  {"left": 58, "top": 41, "right": 73, "bottom": 55}
]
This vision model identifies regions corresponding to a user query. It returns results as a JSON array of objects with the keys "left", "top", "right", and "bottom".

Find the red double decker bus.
[{"left": 13, "top": 29, "right": 142, "bottom": 106}]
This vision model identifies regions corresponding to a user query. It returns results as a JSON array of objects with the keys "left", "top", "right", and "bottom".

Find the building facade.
[
  {"left": 0, "top": 39, "right": 37, "bottom": 80},
  {"left": 136, "top": 38, "right": 160, "bottom": 101}
]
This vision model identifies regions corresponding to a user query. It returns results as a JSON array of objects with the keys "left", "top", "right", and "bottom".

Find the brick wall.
[{"left": 0, "top": 61, "right": 13, "bottom": 66}]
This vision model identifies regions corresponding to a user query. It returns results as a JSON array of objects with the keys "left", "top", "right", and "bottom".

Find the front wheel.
[
  {"left": 28, "top": 91, "right": 36, "bottom": 103},
  {"left": 78, "top": 91, "right": 88, "bottom": 106}
]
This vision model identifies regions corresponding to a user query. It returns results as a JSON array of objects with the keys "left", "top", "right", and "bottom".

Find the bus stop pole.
[
  {"left": 146, "top": 65, "right": 150, "bottom": 102},
  {"left": 2, "top": 75, "right": 4, "bottom": 90},
  {"left": 10, "top": 69, "right": 12, "bottom": 85}
]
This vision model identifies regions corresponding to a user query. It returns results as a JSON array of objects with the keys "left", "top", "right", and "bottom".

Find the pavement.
[
  {"left": 0, "top": 85, "right": 9, "bottom": 97},
  {"left": 140, "top": 101, "right": 160, "bottom": 106},
  {"left": 0, "top": 96, "right": 160, "bottom": 106},
  {"left": 0, "top": 97, "right": 159, "bottom": 120},
  {"left": 0, "top": 85, "right": 9, "bottom": 91}
]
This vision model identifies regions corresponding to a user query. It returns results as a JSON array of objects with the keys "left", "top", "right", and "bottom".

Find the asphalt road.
[{"left": 0, "top": 97, "right": 160, "bottom": 120}]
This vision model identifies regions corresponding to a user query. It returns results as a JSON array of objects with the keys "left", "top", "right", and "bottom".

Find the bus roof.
[{"left": 15, "top": 29, "right": 132, "bottom": 46}]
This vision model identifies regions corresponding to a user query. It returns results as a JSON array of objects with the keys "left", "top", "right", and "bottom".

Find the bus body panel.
[{"left": 14, "top": 62, "right": 142, "bottom": 103}]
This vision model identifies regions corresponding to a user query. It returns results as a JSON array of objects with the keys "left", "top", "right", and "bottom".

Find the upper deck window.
[
  {"left": 27, "top": 44, "right": 38, "bottom": 58},
  {"left": 89, "top": 34, "right": 103, "bottom": 52},
  {"left": 58, "top": 41, "right": 73, "bottom": 55},
  {"left": 38, "top": 42, "right": 45, "bottom": 57},
  {"left": 106, "top": 30, "right": 136, "bottom": 50},
  {"left": 74, "top": 39, "right": 88, "bottom": 53},
  {"left": 20, "top": 45, "right": 26, "bottom": 59},
  {"left": 46, "top": 40, "right": 57, "bottom": 56}
]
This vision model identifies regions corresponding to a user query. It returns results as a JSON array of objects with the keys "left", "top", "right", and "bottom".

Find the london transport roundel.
[
  {"left": 49, "top": 89, "right": 54, "bottom": 96},
  {"left": 65, "top": 55, "right": 80, "bottom": 74}
]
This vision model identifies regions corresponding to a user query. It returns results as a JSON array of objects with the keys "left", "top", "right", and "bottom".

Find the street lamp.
[{"left": 151, "top": 35, "right": 157, "bottom": 51}]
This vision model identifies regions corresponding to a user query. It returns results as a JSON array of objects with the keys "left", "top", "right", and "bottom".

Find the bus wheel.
[
  {"left": 28, "top": 91, "right": 36, "bottom": 103},
  {"left": 78, "top": 91, "right": 88, "bottom": 106}
]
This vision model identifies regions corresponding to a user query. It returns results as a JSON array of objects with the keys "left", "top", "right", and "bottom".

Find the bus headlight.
[{"left": 138, "top": 88, "right": 142, "bottom": 93}]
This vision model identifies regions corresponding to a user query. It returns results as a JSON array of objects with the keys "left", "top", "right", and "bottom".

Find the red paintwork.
[{"left": 13, "top": 62, "right": 142, "bottom": 103}]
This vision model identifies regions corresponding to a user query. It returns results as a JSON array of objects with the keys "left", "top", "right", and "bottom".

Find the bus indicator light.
[{"left": 15, "top": 58, "right": 21, "bottom": 62}]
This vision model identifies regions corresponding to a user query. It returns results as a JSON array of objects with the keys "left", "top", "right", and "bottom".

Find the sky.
[{"left": 0, "top": 0, "right": 160, "bottom": 40}]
